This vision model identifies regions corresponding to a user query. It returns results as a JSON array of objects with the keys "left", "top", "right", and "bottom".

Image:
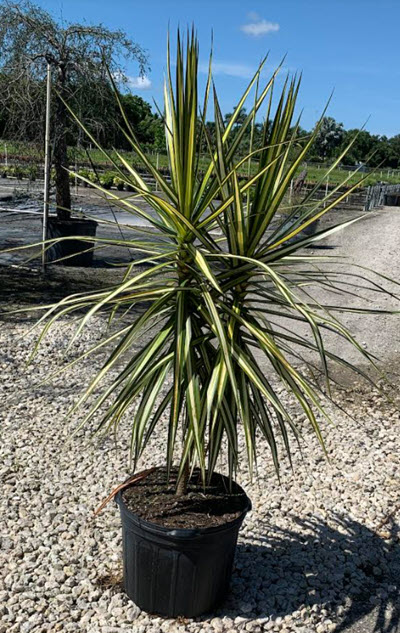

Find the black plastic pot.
[
  {"left": 301, "top": 218, "right": 320, "bottom": 236},
  {"left": 115, "top": 474, "right": 251, "bottom": 618},
  {"left": 47, "top": 217, "right": 98, "bottom": 267}
]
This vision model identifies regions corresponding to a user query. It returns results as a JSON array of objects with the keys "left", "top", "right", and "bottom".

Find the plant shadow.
[
  {"left": 213, "top": 515, "right": 400, "bottom": 632},
  {"left": 306, "top": 244, "right": 337, "bottom": 250}
]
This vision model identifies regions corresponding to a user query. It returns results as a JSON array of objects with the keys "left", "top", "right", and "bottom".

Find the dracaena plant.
[{"left": 25, "top": 30, "right": 397, "bottom": 495}]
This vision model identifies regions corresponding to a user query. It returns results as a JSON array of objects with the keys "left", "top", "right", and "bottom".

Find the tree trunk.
[
  {"left": 54, "top": 73, "right": 71, "bottom": 220},
  {"left": 176, "top": 460, "right": 190, "bottom": 497}
]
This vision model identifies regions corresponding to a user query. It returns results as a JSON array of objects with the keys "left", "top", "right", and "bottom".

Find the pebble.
[{"left": 1, "top": 312, "right": 400, "bottom": 633}]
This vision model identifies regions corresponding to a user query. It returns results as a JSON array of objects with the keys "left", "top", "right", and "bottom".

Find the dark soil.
[{"left": 122, "top": 468, "right": 249, "bottom": 530}]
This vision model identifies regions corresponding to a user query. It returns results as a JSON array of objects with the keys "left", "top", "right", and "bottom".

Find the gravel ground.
[
  {"left": 1, "top": 308, "right": 400, "bottom": 633},
  {"left": 1, "top": 207, "right": 400, "bottom": 633}
]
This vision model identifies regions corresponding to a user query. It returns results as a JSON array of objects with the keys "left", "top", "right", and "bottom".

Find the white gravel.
[{"left": 1, "top": 309, "right": 400, "bottom": 633}]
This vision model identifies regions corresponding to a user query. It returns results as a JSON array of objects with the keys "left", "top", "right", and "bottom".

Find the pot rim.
[
  {"left": 47, "top": 216, "right": 98, "bottom": 226},
  {"left": 115, "top": 471, "right": 251, "bottom": 539}
]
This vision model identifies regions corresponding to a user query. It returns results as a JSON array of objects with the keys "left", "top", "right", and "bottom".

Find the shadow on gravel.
[
  {"left": 306, "top": 244, "right": 337, "bottom": 250},
  {"left": 217, "top": 515, "right": 400, "bottom": 632},
  {"left": 0, "top": 264, "right": 126, "bottom": 317}
]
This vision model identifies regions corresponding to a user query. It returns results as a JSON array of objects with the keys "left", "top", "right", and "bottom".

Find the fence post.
[
  {"left": 365, "top": 186, "right": 370, "bottom": 211},
  {"left": 155, "top": 153, "right": 159, "bottom": 191}
]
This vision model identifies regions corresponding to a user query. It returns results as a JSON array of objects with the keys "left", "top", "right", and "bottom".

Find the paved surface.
[
  {"left": 304, "top": 206, "right": 400, "bottom": 381},
  {"left": 0, "top": 196, "right": 157, "bottom": 268}
]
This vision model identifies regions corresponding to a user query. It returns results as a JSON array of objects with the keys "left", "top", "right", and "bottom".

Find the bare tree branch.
[{"left": 0, "top": 0, "right": 149, "bottom": 217}]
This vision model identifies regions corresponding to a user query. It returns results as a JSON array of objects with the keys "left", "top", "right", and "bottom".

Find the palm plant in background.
[{"left": 27, "top": 29, "right": 396, "bottom": 496}]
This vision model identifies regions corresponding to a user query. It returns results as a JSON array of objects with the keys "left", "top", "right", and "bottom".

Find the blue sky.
[{"left": 41, "top": 0, "right": 400, "bottom": 136}]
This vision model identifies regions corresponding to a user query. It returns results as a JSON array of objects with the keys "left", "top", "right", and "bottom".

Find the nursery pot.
[
  {"left": 301, "top": 217, "right": 320, "bottom": 237},
  {"left": 115, "top": 474, "right": 251, "bottom": 618},
  {"left": 46, "top": 217, "right": 98, "bottom": 267}
]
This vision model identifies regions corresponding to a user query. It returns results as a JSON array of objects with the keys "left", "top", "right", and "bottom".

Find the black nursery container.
[
  {"left": 115, "top": 476, "right": 251, "bottom": 618},
  {"left": 47, "top": 217, "right": 98, "bottom": 266}
]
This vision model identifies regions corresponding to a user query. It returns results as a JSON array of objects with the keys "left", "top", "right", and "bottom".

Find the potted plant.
[
  {"left": 69, "top": 170, "right": 79, "bottom": 186},
  {"left": 24, "top": 31, "right": 397, "bottom": 618},
  {"left": 114, "top": 175, "right": 125, "bottom": 191},
  {"left": 27, "top": 164, "right": 38, "bottom": 181},
  {"left": 78, "top": 168, "right": 91, "bottom": 187},
  {"left": 46, "top": 163, "right": 99, "bottom": 265},
  {"left": 46, "top": 169, "right": 97, "bottom": 266},
  {"left": 99, "top": 171, "right": 116, "bottom": 190}
]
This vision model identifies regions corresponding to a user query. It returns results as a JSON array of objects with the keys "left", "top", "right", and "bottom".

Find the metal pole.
[
  {"left": 155, "top": 152, "right": 159, "bottom": 191},
  {"left": 289, "top": 178, "right": 293, "bottom": 205},
  {"left": 75, "top": 154, "right": 78, "bottom": 195},
  {"left": 324, "top": 176, "right": 329, "bottom": 208},
  {"left": 42, "top": 63, "right": 52, "bottom": 273},
  {"left": 4, "top": 144, "right": 7, "bottom": 167},
  {"left": 75, "top": 126, "right": 82, "bottom": 196}
]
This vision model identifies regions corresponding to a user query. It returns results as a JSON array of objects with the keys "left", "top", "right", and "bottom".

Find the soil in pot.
[{"left": 122, "top": 467, "right": 248, "bottom": 529}]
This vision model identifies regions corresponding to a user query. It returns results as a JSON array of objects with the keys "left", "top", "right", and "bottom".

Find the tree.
[
  {"left": 118, "top": 94, "right": 158, "bottom": 146},
  {"left": 385, "top": 135, "right": 400, "bottom": 169},
  {"left": 0, "top": 0, "right": 148, "bottom": 218},
  {"left": 224, "top": 106, "right": 247, "bottom": 128},
  {"left": 339, "top": 129, "right": 375, "bottom": 165},
  {"left": 313, "top": 116, "right": 344, "bottom": 161}
]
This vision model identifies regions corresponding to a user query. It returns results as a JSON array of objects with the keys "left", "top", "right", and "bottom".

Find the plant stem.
[
  {"left": 176, "top": 460, "right": 190, "bottom": 496},
  {"left": 174, "top": 251, "right": 191, "bottom": 499}
]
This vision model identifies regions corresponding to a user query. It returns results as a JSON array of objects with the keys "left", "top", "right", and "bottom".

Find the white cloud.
[
  {"left": 241, "top": 13, "right": 280, "bottom": 37},
  {"left": 128, "top": 75, "right": 152, "bottom": 90},
  {"left": 199, "top": 61, "right": 256, "bottom": 80}
]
